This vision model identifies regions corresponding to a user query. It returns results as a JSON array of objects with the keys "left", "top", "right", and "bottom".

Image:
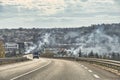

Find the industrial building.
[{"left": 4, "top": 42, "right": 25, "bottom": 57}]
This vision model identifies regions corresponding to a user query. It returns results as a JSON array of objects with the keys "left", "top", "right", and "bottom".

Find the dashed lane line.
[
  {"left": 80, "top": 64, "right": 100, "bottom": 79},
  {"left": 81, "top": 65, "right": 84, "bottom": 67},
  {"left": 84, "top": 67, "right": 88, "bottom": 69},
  {"left": 93, "top": 74, "right": 100, "bottom": 79},
  {"left": 88, "top": 70, "right": 93, "bottom": 72}
]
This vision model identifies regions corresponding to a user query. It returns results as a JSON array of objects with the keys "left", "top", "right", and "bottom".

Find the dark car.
[{"left": 33, "top": 52, "right": 39, "bottom": 59}]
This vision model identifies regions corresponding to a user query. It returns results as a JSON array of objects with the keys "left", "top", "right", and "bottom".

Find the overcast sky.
[{"left": 0, "top": 0, "right": 120, "bottom": 28}]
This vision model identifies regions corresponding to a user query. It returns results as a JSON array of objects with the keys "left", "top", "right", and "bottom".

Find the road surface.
[{"left": 0, "top": 58, "right": 119, "bottom": 80}]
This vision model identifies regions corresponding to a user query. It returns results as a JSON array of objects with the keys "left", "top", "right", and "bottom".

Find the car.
[{"left": 33, "top": 52, "right": 39, "bottom": 59}]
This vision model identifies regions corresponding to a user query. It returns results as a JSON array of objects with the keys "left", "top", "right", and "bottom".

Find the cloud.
[
  {"left": 0, "top": 5, "right": 3, "bottom": 12},
  {"left": 47, "top": 0, "right": 119, "bottom": 19},
  {"left": 114, "top": 0, "right": 120, "bottom": 6},
  {"left": 0, "top": 0, "right": 119, "bottom": 16},
  {"left": 80, "top": 0, "right": 88, "bottom": 2},
  {"left": 0, "top": 0, "right": 120, "bottom": 28},
  {"left": 0, "top": 0, "right": 66, "bottom": 15},
  {"left": 0, "top": 15, "right": 120, "bottom": 28}
]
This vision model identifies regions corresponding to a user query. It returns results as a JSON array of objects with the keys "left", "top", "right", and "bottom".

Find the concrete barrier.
[{"left": 0, "top": 57, "right": 30, "bottom": 65}]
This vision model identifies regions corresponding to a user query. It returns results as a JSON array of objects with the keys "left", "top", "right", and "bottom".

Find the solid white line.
[
  {"left": 93, "top": 74, "right": 100, "bottom": 78},
  {"left": 10, "top": 60, "right": 52, "bottom": 80},
  {"left": 88, "top": 70, "right": 93, "bottom": 72}
]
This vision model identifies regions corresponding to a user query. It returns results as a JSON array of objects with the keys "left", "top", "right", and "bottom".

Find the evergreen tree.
[
  {"left": 88, "top": 50, "right": 94, "bottom": 58},
  {"left": 78, "top": 49, "right": 82, "bottom": 57},
  {"left": 95, "top": 53, "right": 99, "bottom": 58}
]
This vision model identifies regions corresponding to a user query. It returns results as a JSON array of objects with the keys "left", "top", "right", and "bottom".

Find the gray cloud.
[
  {"left": 0, "top": 5, "right": 3, "bottom": 12},
  {"left": 115, "top": 0, "right": 120, "bottom": 3},
  {"left": 80, "top": 0, "right": 88, "bottom": 2},
  {"left": 0, "top": 0, "right": 120, "bottom": 28}
]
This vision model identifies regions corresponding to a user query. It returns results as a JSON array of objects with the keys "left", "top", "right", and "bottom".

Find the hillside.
[{"left": 0, "top": 23, "right": 120, "bottom": 54}]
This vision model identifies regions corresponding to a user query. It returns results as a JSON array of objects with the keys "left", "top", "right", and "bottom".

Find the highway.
[{"left": 0, "top": 58, "right": 119, "bottom": 80}]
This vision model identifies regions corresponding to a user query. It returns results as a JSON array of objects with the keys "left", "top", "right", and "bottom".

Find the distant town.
[{"left": 0, "top": 23, "right": 120, "bottom": 61}]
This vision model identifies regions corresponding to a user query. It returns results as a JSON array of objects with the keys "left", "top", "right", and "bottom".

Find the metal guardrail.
[
  {"left": 0, "top": 57, "right": 29, "bottom": 65},
  {"left": 75, "top": 57, "right": 120, "bottom": 72}
]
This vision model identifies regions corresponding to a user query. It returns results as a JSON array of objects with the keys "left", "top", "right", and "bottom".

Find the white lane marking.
[
  {"left": 84, "top": 67, "right": 88, "bottom": 69},
  {"left": 10, "top": 60, "right": 52, "bottom": 80},
  {"left": 88, "top": 70, "right": 93, "bottom": 72},
  {"left": 81, "top": 65, "right": 84, "bottom": 67},
  {"left": 93, "top": 74, "right": 100, "bottom": 79}
]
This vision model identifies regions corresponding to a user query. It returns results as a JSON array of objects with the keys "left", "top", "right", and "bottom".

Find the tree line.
[{"left": 78, "top": 49, "right": 120, "bottom": 61}]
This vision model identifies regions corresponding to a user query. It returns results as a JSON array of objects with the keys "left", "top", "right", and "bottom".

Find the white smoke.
[
  {"left": 25, "top": 42, "right": 37, "bottom": 54},
  {"left": 25, "top": 27, "right": 120, "bottom": 55},
  {"left": 25, "top": 33, "right": 51, "bottom": 54},
  {"left": 74, "top": 28, "right": 120, "bottom": 54},
  {"left": 33, "top": 33, "right": 52, "bottom": 53}
]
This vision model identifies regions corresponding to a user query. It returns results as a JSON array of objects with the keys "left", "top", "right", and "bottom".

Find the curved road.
[{"left": 0, "top": 58, "right": 119, "bottom": 80}]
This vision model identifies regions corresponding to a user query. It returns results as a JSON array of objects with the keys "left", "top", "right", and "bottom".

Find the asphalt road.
[{"left": 0, "top": 58, "right": 119, "bottom": 80}]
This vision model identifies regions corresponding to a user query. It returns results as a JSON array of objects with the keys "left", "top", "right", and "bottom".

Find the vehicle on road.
[{"left": 33, "top": 52, "right": 40, "bottom": 59}]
